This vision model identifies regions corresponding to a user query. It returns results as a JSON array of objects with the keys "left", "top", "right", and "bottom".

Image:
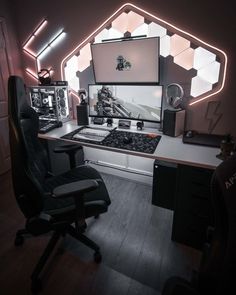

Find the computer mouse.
[
  {"left": 185, "top": 130, "right": 194, "bottom": 138},
  {"left": 123, "top": 136, "right": 132, "bottom": 144}
]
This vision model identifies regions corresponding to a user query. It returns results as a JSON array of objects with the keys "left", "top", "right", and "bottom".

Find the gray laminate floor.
[
  {"left": 0, "top": 171, "right": 201, "bottom": 295},
  {"left": 64, "top": 173, "right": 201, "bottom": 294}
]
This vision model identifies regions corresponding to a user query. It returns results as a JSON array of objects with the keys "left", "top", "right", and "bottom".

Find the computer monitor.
[
  {"left": 91, "top": 37, "right": 160, "bottom": 84},
  {"left": 88, "top": 84, "right": 163, "bottom": 123}
]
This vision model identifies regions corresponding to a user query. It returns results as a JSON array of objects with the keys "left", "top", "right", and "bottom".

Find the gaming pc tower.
[{"left": 28, "top": 85, "right": 70, "bottom": 132}]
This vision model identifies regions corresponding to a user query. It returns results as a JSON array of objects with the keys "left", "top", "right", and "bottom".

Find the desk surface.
[{"left": 39, "top": 120, "right": 222, "bottom": 170}]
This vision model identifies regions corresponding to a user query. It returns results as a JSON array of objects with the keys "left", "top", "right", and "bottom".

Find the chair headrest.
[
  {"left": 215, "top": 153, "right": 236, "bottom": 197},
  {"left": 8, "top": 75, "right": 29, "bottom": 120}
]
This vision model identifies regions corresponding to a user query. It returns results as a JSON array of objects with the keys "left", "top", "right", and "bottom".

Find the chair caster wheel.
[
  {"left": 94, "top": 251, "right": 102, "bottom": 263},
  {"left": 31, "top": 278, "right": 42, "bottom": 293},
  {"left": 14, "top": 235, "right": 24, "bottom": 246}
]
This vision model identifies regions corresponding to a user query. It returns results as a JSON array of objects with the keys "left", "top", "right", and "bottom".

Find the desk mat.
[
  {"left": 182, "top": 132, "right": 225, "bottom": 148},
  {"left": 61, "top": 127, "right": 161, "bottom": 154}
]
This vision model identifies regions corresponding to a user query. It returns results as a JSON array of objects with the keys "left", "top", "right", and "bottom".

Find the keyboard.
[
  {"left": 73, "top": 128, "right": 110, "bottom": 142},
  {"left": 38, "top": 120, "right": 59, "bottom": 134}
]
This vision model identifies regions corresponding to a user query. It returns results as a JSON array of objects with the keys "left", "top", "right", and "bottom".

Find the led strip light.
[
  {"left": 23, "top": 18, "right": 66, "bottom": 80},
  {"left": 61, "top": 2, "right": 227, "bottom": 106}
]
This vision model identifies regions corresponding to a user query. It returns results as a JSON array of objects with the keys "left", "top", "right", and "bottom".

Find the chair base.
[{"left": 15, "top": 225, "right": 102, "bottom": 293}]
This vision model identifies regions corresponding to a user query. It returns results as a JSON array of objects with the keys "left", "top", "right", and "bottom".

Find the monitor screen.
[
  {"left": 91, "top": 37, "right": 159, "bottom": 84},
  {"left": 88, "top": 84, "right": 163, "bottom": 123}
]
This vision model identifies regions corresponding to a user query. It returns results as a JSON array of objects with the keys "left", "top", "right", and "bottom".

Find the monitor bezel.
[
  {"left": 87, "top": 83, "right": 163, "bottom": 124},
  {"left": 91, "top": 36, "right": 160, "bottom": 85}
]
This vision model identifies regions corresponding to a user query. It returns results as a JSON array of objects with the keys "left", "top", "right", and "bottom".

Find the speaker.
[
  {"left": 76, "top": 104, "right": 89, "bottom": 126},
  {"left": 163, "top": 109, "right": 185, "bottom": 137}
]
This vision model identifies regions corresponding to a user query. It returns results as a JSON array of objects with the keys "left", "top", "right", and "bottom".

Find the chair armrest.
[
  {"left": 53, "top": 144, "right": 82, "bottom": 154},
  {"left": 52, "top": 179, "right": 98, "bottom": 199}
]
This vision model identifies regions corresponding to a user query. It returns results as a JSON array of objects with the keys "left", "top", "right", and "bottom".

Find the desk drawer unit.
[
  {"left": 171, "top": 164, "right": 214, "bottom": 250},
  {"left": 152, "top": 160, "right": 177, "bottom": 210}
]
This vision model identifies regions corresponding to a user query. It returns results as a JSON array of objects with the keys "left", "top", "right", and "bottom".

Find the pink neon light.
[
  {"left": 70, "top": 91, "right": 80, "bottom": 100},
  {"left": 23, "top": 18, "right": 65, "bottom": 81},
  {"left": 26, "top": 68, "right": 38, "bottom": 80},
  {"left": 34, "top": 19, "right": 47, "bottom": 36},
  {"left": 61, "top": 3, "right": 227, "bottom": 106},
  {"left": 23, "top": 19, "right": 47, "bottom": 49},
  {"left": 23, "top": 48, "right": 37, "bottom": 58},
  {"left": 24, "top": 35, "right": 35, "bottom": 48}
]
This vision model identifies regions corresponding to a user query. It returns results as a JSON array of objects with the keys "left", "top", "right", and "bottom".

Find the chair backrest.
[
  {"left": 8, "top": 76, "right": 49, "bottom": 218},
  {"left": 198, "top": 153, "right": 236, "bottom": 293}
]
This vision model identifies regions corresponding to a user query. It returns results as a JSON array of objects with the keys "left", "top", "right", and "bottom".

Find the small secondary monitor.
[
  {"left": 91, "top": 37, "right": 160, "bottom": 84},
  {"left": 88, "top": 84, "right": 163, "bottom": 123}
]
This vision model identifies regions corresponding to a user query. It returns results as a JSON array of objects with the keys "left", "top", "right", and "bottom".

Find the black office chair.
[
  {"left": 163, "top": 153, "right": 236, "bottom": 295},
  {"left": 8, "top": 75, "right": 111, "bottom": 292}
]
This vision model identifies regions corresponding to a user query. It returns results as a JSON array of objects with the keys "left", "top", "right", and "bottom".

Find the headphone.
[{"left": 165, "top": 83, "right": 184, "bottom": 109}]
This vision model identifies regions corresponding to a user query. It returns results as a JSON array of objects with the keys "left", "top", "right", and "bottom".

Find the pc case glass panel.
[{"left": 29, "top": 85, "right": 70, "bottom": 122}]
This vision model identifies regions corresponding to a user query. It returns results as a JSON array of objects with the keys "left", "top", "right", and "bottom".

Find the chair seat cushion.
[{"left": 43, "top": 165, "right": 111, "bottom": 219}]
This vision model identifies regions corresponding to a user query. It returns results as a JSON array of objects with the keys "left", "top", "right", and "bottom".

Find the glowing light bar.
[
  {"left": 61, "top": 2, "right": 227, "bottom": 106},
  {"left": 26, "top": 68, "right": 38, "bottom": 80},
  {"left": 23, "top": 18, "right": 66, "bottom": 81},
  {"left": 23, "top": 48, "right": 37, "bottom": 58},
  {"left": 23, "top": 19, "right": 47, "bottom": 49},
  {"left": 37, "top": 30, "right": 66, "bottom": 59},
  {"left": 24, "top": 35, "right": 35, "bottom": 48},
  {"left": 50, "top": 31, "right": 66, "bottom": 47},
  {"left": 38, "top": 46, "right": 51, "bottom": 60},
  {"left": 34, "top": 19, "right": 47, "bottom": 36}
]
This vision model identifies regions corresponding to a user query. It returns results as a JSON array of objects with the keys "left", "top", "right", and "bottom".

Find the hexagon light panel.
[{"left": 61, "top": 3, "right": 227, "bottom": 105}]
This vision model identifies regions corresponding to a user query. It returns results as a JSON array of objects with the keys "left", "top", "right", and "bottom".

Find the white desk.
[
  {"left": 40, "top": 120, "right": 222, "bottom": 170},
  {"left": 40, "top": 120, "right": 223, "bottom": 249}
]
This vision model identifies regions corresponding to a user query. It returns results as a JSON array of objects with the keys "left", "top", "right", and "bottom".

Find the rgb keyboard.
[{"left": 38, "top": 120, "right": 59, "bottom": 134}]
